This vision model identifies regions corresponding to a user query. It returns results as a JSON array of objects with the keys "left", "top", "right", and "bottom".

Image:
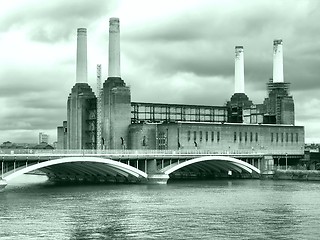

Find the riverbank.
[{"left": 273, "top": 170, "right": 320, "bottom": 181}]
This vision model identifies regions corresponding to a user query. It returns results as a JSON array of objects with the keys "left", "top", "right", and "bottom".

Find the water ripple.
[{"left": 1, "top": 176, "right": 320, "bottom": 239}]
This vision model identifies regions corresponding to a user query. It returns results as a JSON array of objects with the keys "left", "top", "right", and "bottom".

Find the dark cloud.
[
  {"left": 123, "top": 40, "right": 235, "bottom": 80},
  {"left": 0, "top": 66, "right": 73, "bottom": 97},
  {"left": 121, "top": 4, "right": 284, "bottom": 87},
  {"left": 0, "top": 89, "right": 66, "bottom": 131},
  {"left": 122, "top": 0, "right": 320, "bottom": 102},
  {"left": 0, "top": 111, "right": 62, "bottom": 131},
  {"left": 1, "top": 0, "right": 320, "bottom": 143},
  {"left": 121, "top": 1, "right": 320, "bottom": 144},
  {"left": 0, "top": 0, "right": 119, "bottom": 42},
  {"left": 123, "top": 1, "right": 285, "bottom": 43},
  {"left": 129, "top": 69, "right": 233, "bottom": 108}
]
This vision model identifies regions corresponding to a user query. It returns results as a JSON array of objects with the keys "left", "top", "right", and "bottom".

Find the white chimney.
[
  {"left": 108, "top": 18, "right": 121, "bottom": 78},
  {"left": 234, "top": 46, "right": 245, "bottom": 93},
  {"left": 76, "top": 28, "right": 88, "bottom": 83},
  {"left": 273, "top": 39, "right": 284, "bottom": 83}
]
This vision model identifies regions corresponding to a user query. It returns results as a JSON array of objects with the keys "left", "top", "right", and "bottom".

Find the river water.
[{"left": 1, "top": 175, "right": 320, "bottom": 240}]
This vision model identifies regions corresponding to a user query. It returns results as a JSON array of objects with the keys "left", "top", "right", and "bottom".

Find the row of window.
[
  {"left": 135, "top": 113, "right": 226, "bottom": 122},
  {"left": 186, "top": 131, "right": 300, "bottom": 144},
  {"left": 132, "top": 105, "right": 226, "bottom": 115},
  {"left": 187, "top": 131, "right": 220, "bottom": 142},
  {"left": 234, "top": 132, "right": 259, "bottom": 142},
  {"left": 271, "top": 132, "right": 299, "bottom": 143},
  {"left": 131, "top": 103, "right": 227, "bottom": 123}
]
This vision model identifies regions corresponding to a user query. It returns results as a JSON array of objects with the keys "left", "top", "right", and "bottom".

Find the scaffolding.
[
  {"left": 96, "top": 64, "right": 102, "bottom": 150},
  {"left": 266, "top": 82, "right": 290, "bottom": 94}
]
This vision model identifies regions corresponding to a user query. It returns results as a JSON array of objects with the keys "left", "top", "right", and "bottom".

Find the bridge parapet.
[{"left": 0, "top": 148, "right": 304, "bottom": 156}]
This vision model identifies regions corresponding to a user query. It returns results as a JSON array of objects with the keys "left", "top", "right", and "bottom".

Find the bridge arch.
[
  {"left": 162, "top": 156, "right": 260, "bottom": 176},
  {"left": 3, "top": 157, "right": 148, "bottom": 182}
]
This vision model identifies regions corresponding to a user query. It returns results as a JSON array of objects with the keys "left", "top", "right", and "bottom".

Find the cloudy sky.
[{"left": 0, "top": 0, "right": 320, "bottom": 144}]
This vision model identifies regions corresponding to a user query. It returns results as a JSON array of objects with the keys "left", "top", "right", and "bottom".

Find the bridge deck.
[{"left": 0, "top": 148, "right": 303, "bottom": 160}]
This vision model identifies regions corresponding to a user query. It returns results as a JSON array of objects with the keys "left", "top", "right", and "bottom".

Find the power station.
[{"left": 57, "top": 18, "right": 304, "bottom": 165}]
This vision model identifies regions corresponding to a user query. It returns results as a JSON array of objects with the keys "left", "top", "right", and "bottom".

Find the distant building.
[
  {"left": 0, "top": 141, "right": 54, "bottom": 153},
  {"left": 39, "top": 132, "right": 49, "bottom": 144},
  {"left": 57, "top": 121, "right": 67, "bottom": 149}
]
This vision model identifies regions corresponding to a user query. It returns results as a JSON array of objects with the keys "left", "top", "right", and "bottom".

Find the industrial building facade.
[{"left": 57, "top": 18, "right": 304, "bottom": 158}]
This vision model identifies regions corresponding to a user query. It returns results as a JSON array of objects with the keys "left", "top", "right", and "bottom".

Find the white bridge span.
[{"left": 1, "top": 155, "right": 261, "bottom": 188}]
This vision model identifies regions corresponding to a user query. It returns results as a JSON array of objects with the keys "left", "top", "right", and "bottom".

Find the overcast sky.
[{"left": 0, "top": 0, "right": 320, "bottom": 144}]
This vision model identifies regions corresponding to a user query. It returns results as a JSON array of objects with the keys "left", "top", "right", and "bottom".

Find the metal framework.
[
  {"left": 131, "top": 102, "right": 228, "bottom": 123},
  {"left": 96, "top": 64, "right": 102, "bottom": 150}
]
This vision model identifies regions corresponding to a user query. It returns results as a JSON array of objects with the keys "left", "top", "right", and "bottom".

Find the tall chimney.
[
  {"left": 76, "top": 28, "right": 88, "bottom": 83},
  {"left": 234, "top": 46, "right": 245, "bottom": 93},
  {"left": 108, "top": 18, "right": 121, "bottom": 78},
  {"left": 273, "top": 39, "right": 284, "bottom": 83}
]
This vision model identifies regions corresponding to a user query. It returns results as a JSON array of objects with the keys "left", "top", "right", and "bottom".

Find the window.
[
  {"left": 217, "top": 132, "right": 220, "bottom": 142},
  {"left": 250, "top": 132, "right": 253, "bottom": 142},
  {"left": 194, "top": 131, "right": 197, "bottom": 141},
  {"left": 200, "top": 131, "right": 203, "bottom": 142},
  {"left": 276, "top": 133, "right": 279, "bottom": 142},
  {"left": 205, "top": 132, "right": 208, "bottom": 142},
  {"left": 271, "top": 133, "right": 274, "bottom": 142},
  {"left": 286, "top": 133, "right": 289, "bottom": 142},
  {"left": 211, "top": 131, "right": 214, "bottom": 142},
  {"left": 158, "top": 132, "right": 167, "bottom": 150},
  {"left": 245, "top": 132, "right": 247, "bottom": 142},
  {"left": 234, "top": 132, "right": 237, "bottom": 142},
  {"left": 291, "top": 133, "right": 294, "bottom": 142},
  {"left": 239, "top": 132, "right": 242, "bottom": 142},
  {"left": 281, "top": 133, "right": 284, "bottom": 142},
  {"left": 142, "top": 136, "right": 146, "bottom": 146},
  {"left": 296, "top": 133, "right": 298, "bottom": 142},
  {"left": 255, "top": 133, "right": 258, "bottom": 142},
  {"left": 187, "top": 131, "right": 191, "bottom": 142}
]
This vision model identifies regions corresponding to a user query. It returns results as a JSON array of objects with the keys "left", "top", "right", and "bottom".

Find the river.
[{"left": 0, "top": 175, "right": 320, "bottom": 239}]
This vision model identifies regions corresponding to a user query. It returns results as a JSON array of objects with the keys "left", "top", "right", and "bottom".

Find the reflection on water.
[{"left": 1, "top": 175, "right": 320, "bottom": 239}]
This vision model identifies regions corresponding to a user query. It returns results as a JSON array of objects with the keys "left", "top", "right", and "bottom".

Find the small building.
[{"left": 39, "top": 132, "right": 49, "bottom": 144}]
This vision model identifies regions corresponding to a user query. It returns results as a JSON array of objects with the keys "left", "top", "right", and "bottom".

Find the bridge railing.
[{"left": 0, "top": 148, "right": 304, "bottom": 156}]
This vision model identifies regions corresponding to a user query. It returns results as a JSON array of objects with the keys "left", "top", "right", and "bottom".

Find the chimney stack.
[
  {"left": 273, "top": 39, "right": 284, "bottom": 83},
  {"left": 108, "top": 18, "right": 121, "bottom": 78},
  {"left": 234, "top": 46, "right": 245, "bottom": 93},
  {"left": 76, "top": 28, "right": 88, "bottom": 83}
]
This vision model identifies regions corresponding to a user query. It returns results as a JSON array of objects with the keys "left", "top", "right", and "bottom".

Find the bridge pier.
[
  {"left": 147, "top": 174, "right": 170, "bottom": 184},
  {"left": 145, "top": 159, "right": 170, "bottom": 184},
  {"left": 260, "top": 155, "right": 275, "bottom": 178},
  {"left": 146, "top": 159, "right": 157, "bottom": 173}
]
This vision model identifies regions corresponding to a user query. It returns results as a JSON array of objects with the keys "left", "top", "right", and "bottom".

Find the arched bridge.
[
  {"left": 0, "top": 150, "right": 266, "bottom": 188},
  {"left": 2, "top": 157, "right": 148, "bottom": 183}
]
